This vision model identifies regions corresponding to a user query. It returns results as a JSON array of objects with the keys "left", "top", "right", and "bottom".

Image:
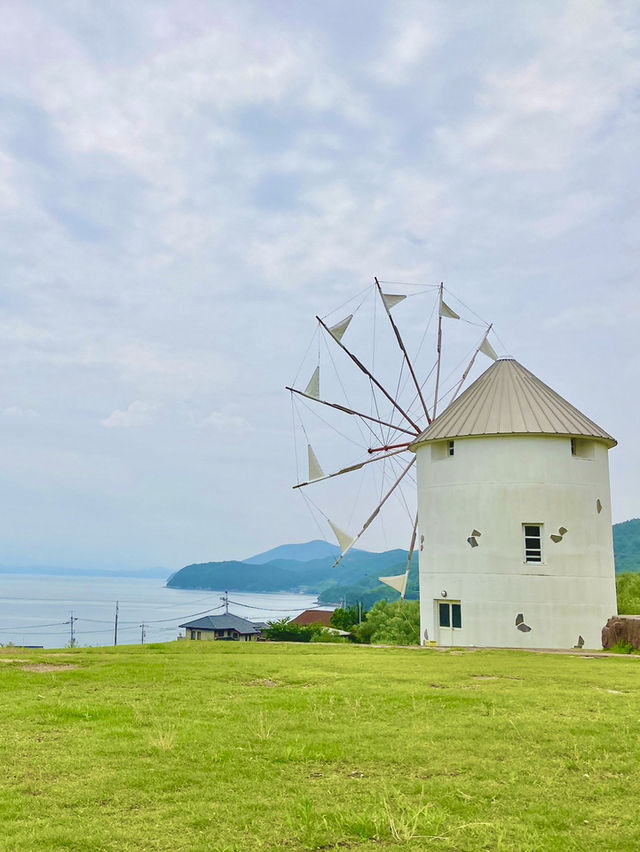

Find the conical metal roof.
[{"left": 412, "top": 357, "right": 616, "bottom": 448}]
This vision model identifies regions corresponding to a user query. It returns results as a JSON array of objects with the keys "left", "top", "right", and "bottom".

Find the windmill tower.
[{"left": 411, "top": 357, "right": 617, "bottom": 649}]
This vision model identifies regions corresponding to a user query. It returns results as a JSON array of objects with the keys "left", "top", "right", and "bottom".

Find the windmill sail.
[
  {"left": 328, "top": 315, "right": 353, "bottom": 342},
  {"left": 328, "top": 519, "right": 355, "bottom": 555},
  {"left": 307, "top": 444, "right": 324, "bottom": 481},
  {"left": 439, "top": 298, "right": 460, "bottom": 319},
  {"left": 379, "top": 570, "right": 409, "bottom": 597},
  {"left": 382, "top": 293, "right": 406, "bottom": 311},
  {"left": 304, "top": 366, "right": 320, "bottom": 398},
  {"left": 479, "top": 337, "right": 498, "bottom": 360}
]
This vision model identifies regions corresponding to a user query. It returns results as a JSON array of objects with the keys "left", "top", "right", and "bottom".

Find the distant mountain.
[
  {"left": 167, "top": 545, "right": 416, "bottom": 594},
  {"left": 614, "top": 519, "right": 640, "bottom": 573},
  {"left": 243, "top": 539, "right": 342, "bottom": 564}
]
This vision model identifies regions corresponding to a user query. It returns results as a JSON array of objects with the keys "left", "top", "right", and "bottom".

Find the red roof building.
[{"left": 290, "top": 609, "right": 334, "bottom": 627}]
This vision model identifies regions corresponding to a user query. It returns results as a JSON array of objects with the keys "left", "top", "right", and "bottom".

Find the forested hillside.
[
  {"left": 613, "top": 519, "right": 640, "bottom": 573},
  {"left": 167, "top": 548, "right": 417, "bottom": 595}
]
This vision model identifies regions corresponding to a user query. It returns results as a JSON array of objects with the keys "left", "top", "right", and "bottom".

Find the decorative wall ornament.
[
  {"left": 596, "top": 499, "right": 603, "bottom": 514},
  {"left": 550, "top": 526, "right": 568, "bottom": 543},
  {"left": 515, "top": 613, "right": 532, "bottom": 632},
  {"left": 467, "top": 529, "right": 482, "bottom": 547}
]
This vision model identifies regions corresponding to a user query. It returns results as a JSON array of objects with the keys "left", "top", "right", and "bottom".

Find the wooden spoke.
[
  {"left": 333, "top": 456, "right": 417, "bottom": 567},
  {"left": 286, "top": 387, "right": 418, "bottom": 437},
  {"left": 375, "top": 278, "right": 432, "bottom": 424},
  {"left": 316, "top": 315, "right": 422, "bottom": 433},
  {"left": 293, "top": 447, "right": 410, "bottom": 489}
]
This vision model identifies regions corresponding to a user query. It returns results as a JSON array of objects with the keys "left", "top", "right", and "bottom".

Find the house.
[
  {"left": 290, "top": 609, "right": 335, "bottom": 627},
  {"left": 411, "top": 356, "right": 617, "bottom": 650},
  {"left": 180, "top": 614, "right": 261, "bottom": 642}
]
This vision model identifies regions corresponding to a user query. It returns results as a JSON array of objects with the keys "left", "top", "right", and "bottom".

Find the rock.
[{"left": 601, "top": 616, "right": 640, "bottom": 649}]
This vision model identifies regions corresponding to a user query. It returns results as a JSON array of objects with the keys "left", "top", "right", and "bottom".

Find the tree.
[
  {"left": 330, "top": 605, "right": 366, "bottom": 631},
  {"left": 355, "top": 599, "right": 420, "bottom": 645}
]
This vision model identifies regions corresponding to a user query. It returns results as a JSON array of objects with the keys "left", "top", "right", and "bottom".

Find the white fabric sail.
[
  {"left": 479, "top": 337, "right": 498, "bottom": 360},
  {"left": 328, "top": 315, "right": 353, "bottom": 342},
  {"left": 439, "top": 298, "right": 460, "bottom": 320},
  {"left": 382, "top": 293, "right": 406, "bottom": 311},
  {"left": 379, "top": 570, "right": 409, "bottom": 597},
  {"left": 307, "top": 444, "right": 324, "bottom": 481},
  {"left": 304, "top": 366, "right": 320, "bottom": 398},
  {"left": 328, "top": 519, "right": 355, "bottom": 555}
]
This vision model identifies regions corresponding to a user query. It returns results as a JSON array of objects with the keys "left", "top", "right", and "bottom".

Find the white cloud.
[
  {"left": 0, "top": 0, "right": 637, "bottom": 568},
  {"left": 100, "top": 400, "right": 156, "bottom": 429},
  {"left": 371, "top": 17, "right": 437, "bottom": 84},
  {"left": 437, "top": 2, "right": 640, "bottom": 173}
]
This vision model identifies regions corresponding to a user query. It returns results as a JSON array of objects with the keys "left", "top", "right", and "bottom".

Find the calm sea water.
[{"left": 0, "top": 574, "right": 319, "bottom": 649}]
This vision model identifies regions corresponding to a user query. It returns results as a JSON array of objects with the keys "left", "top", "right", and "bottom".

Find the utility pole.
[
  {"left": 69, "top": 611, "right": 77, "bottom": 648},
  {"left": 358, "top": 601, "right": 362, "bottom": 625},
  {"left": 114, "top": 601, "right": 119, "bottom": 646},
  {"left": 140, "top": 623, "right": 146, "bottom": 645},
  {"left": 221, "top": 591, "right": 229, "bottom": 614}
]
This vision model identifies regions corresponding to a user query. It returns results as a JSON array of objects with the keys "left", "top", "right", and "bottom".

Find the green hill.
[
  {"left": 614, "top": 518, "right": 640, "bottom": 573},
  {"left": 166, "top": 548, "right": 416, "bottom": 594}
]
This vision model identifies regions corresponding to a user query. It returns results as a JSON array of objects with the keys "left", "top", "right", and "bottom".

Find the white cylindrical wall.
[{"left": 415, "top": 434, "right": 617, "bottom": 649}]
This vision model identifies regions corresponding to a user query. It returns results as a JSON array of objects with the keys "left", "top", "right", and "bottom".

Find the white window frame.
[{"left": 523, "top": 524, "right": 543, "bottom": 563}]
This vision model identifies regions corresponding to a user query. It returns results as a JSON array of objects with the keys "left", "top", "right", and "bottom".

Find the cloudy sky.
[{"left": 0, "top": 0, "right": 638, "bottom": 571}]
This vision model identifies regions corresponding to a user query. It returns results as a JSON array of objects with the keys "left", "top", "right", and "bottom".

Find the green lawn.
[{"left": 1, "top": 642, "right": 639, "bottom": 851}]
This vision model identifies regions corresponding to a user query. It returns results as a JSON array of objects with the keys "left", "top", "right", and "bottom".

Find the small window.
[
  {"left": 523, "top": 524, "right": 542, "bottom": 563},
  {"left": 438, "top": 601, "right": 462, "bottom": 629},
  {"left": 197, "top": 631, "right": 202, "bottom": 640},
  {"left": 190, "top": 631, "right": 196, "bottom": 640},
  {"left": 570, "top": 438, "right": 594, "bottom": 459},
  {"left": 431, "top": 440, "right": 455, "bottom": 461}
]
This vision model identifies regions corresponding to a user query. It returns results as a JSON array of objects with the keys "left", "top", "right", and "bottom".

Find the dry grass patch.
[{"left": 19, "top": 663, "right": 79, "bottom": 672}]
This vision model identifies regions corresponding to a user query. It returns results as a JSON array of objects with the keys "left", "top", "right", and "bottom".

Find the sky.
[{"left": 0, "top": 0, "right": 638, "bottom": 572}]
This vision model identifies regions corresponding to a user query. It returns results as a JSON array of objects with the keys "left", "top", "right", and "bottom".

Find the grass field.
[{"left": 1, "top": 642, "right": 639, "bottom": 851}]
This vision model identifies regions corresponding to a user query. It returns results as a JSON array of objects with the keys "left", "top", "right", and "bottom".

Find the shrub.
[
  {"left": 263, "top": 617, "right": 314, "bottom": 642},
  {"left": 355, "top": 599, "right": 420, "bottom": 646},
  {"left": 610, "top": 640, "right": 635, "bottom": 655},
  {"left": 310, "top": 628, "right": 349, "bottom": 643},
  {"left": 616, "top": 572, "right": 640, "bottom": 615}
]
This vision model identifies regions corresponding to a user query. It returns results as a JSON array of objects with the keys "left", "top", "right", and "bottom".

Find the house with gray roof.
[{"left": 180, "top": 613, "right": 261, "bottom": 642}]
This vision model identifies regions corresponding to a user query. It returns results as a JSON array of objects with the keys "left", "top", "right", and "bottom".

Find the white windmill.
[
  {"left": 411, "top": 357, "right": 618, "bottom": 649},
  {"left": 289, "top": 280, "right": 617, "bottom": 649}
]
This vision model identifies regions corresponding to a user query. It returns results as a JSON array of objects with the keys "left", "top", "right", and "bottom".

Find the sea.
[{"left": 0, "top": 574, "right": 319, "bottom": 649}]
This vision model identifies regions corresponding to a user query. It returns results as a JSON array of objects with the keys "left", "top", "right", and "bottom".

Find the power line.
[{"left": 0, "top": 621, "right": 69, "bottom": 632}]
